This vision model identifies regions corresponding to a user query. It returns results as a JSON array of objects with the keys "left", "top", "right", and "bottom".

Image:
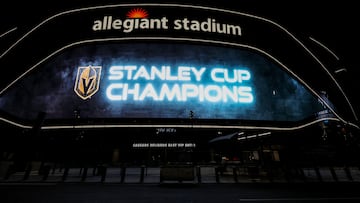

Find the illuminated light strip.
[
  {"left": 334, "top": 68, "right": 347, "bottom": 74},
  {"left": 309, "top": 37, "right": 340, "bottom": 61},
  {"left": 347, "top": 122, "right": 360, "bottom": 129},
  {"left": 0, "top": 27, "right": 17, "bottom": 38},
  {"left": 40, "top": 117, "right": 342, "bottom": 130},
  {"left": 0, "top": 36, "right": 357, "bottom": 129},
  {"left": 0, "top": 3, "right": 356, "bottom": 120},
  {"left": 0, "top": 117, "right": 32, "bottom": 129},
  {"left": 258, "top": 132, "right": 272, "bottom": 137},
  {"left": 247, "top": 134, "right": 257, "bottom": 139},
  {"left": 0, "top": 115, "right": 358, "bottom": 131},
  {"left": 238, "top": 132, "right": 271, "bottom": 140}
]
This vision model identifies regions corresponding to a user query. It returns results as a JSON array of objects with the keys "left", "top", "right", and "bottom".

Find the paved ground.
[
  {"left": 1, "top": 182, "right": 360, "bottom": 202},
  {"left": 2, "top": 165, "right": 360, "bottom": 202}
]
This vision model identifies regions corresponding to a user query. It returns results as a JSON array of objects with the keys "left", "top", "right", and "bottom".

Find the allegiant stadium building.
[{"left": 1, "top": 3, "right": 359, "bottom": 172}]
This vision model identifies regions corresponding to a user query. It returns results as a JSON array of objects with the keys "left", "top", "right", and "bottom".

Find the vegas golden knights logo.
[{"left": 74, "top": 66, "right": 102, "bottom": 100}]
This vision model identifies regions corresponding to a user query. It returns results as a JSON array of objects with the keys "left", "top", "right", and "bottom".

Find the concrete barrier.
[{"left": 160, "top": 166, "right": 194, "bottom": 182}]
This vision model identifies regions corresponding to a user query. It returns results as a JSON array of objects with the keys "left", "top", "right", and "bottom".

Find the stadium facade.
[{"left": 1, "top": 3, "right": 359, "bottom": 179}]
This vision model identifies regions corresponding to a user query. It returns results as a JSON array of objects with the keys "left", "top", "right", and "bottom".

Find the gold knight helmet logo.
[{"left": 74, "top": 66, "right": 102, "bottom": 99}]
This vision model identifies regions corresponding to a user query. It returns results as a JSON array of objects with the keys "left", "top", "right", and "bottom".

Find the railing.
[{"left": 1, "top": 161, "right": 360, "bottom": 184}]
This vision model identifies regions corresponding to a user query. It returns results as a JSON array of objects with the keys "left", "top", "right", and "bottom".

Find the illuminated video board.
[{"left": 0, "top": 42, "right": 323, "bottom": 122}]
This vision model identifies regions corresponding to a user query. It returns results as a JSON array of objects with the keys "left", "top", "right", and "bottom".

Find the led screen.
[{"left": 0, "top": 42, "right": 324, "bottom": 122}]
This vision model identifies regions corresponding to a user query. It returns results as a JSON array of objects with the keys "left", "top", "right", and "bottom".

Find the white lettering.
[
  {"left": 211, "top": 68, "right": 251, "bottom": 83},
  {"left": 92, "top": 17, "right": 241, "bottom": 36},
  {"left": 92, "top": 17, "right": 170, "bottom": 33},
  {"left": 106, "top": 65, "right": 253, "bottom": 103},
  {"left": 108, "top": 65, "right": 206, "bottom": 81}
]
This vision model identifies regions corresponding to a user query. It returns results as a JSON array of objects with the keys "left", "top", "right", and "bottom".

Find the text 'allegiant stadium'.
[{"left": 92, "top": 17, "right": 242, "bottom": 36}]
